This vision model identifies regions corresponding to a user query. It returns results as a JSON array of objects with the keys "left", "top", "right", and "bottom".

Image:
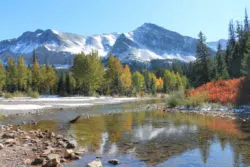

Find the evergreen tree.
[
  {"left": 66, "top": 71, "right": 76, "bottom": 95},
  {"left": 32, "top": 52, "right": 41, "bottom": 91},
  {"left": 17, "top": 56, "right": 28, "bottom": 91},
  {"left": 57, "top": 72, "right": 67, "bottom": 96},
  {"left": 6, "top": 58, "right": 18, "bottom": 92},
  {"left": 216, "top": 43, "right": 229, "bottom": 79},
  {"left": 132, "top": 72, "right": 145, "bottom": 93},
  {"left": 244, "top": 8, "right": 249, "bottom": 32},
  {"left": 226, "top": 21, "right": 236, "bottom": 76},
  {"left": 241, "top": 33, "right": 250, "bottom": 77},
  {"left": 0, "top": 61, "right": 6, "bottom": 91},
  {"left": 195, "top": 32, "right": 211, "bottom": 85}
]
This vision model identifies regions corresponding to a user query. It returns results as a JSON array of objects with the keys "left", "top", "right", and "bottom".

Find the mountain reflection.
[
  {"left": 65, "top": 110, "right": 250, "bottom": 166},
  {"left": 26, "top": 109, "right": 250, "bottom": 166}
]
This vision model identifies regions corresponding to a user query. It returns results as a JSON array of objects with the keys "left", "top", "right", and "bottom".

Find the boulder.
[
  {"left": 42, "top": 158, "right": 60, "bottom": 167},
  {"left": 87, "top": 160, "right": 102, "bottom": 167},
  {"left": 66, "top": 139, "right": 77, "bottom": 149}
]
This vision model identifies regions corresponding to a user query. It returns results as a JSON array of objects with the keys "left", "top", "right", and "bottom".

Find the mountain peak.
[{"left": 0, "top": 23, "right": 220, "bottom": 66}]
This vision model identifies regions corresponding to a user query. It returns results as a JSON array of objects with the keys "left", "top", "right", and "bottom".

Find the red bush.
[{"left": 187, "top": 78, "right": 245, "bottom": 104}]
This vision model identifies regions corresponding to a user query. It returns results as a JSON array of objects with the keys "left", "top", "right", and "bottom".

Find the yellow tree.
[
  {"left": 156, "top": 77, "right": 164, "bottom": 91},
  {"left": 120, "top": 65, "right": 132, "bottom": 90},
  {"left": 104, "top": 54, "right": 123, "bottom": 94},
  {"left": 17, "top": 57, "right": 28, "bottom": 91},
  {"left": 46, "top": 66, "right": 57, "bottom": 93},
  {"left": 39, "top": 65, "right": 47, "bottom": 93},
  {"left": 0, "top": 61, "right": 6, "bottom": 91}
]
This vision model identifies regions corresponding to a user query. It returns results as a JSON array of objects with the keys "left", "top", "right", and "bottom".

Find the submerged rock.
[{"left": 108, "top": 159, "right": 119, "bottom": 165}]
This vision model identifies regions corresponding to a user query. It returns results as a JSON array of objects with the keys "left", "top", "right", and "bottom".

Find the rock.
[
  {"left": 24, "top": 159, "right": 32, "bottom": 165},
  {"left": 49, "top": 132, "right": 56, "bottom": 138},
  {"left": 0, "top": 143, "right": 4, "bottom": 149},
  {"left": 64, "top": 149, "right": 74, "bottom": 159},
  {"left": 88, "top": 160, "right": 102, "bottom": 167},
  {"left": 66, "top": 139, "right": 77, "bottom": 149},
  {"left": 108, "top": 159, "right": 119, "bottom": 165},
  {"left": 23, "top": 135, "right": 31, "bottom": 140},
  {"left": 2, "top": 133, "right": 15, "bottom": 139},
  {"left": 5, "top": 139, "right": 16, "bottom": 145},
  {"left": 42, "top": 149, "right": 52, "bottom": 155},
  {"left": 58, "top": 140, "right": 67, "bottom": 147},
  {"left": 60, "top": 158, "right": 66, "bottom": 163},
  {"left": 42, "top": 158, "right": 60, "bottom": 167},
  {"left": 56, "top": 135, "right": 63, "bottom": 139},
  {"left": 71, "top": 155, "right": 81, "bottom": 160},
  {"left": 31, "top": 158, "right": 44, "bottom": 165},
  {"left": 47, "top": 154, "right": 60, "bottom": 161}
]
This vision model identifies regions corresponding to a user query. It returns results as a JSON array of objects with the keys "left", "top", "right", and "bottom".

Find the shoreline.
[
  {"left": 0, "top": 124, "right": 83, "bottom": 167},
  {"left": 163, "top": 107, "right": 250, "bottom": 121},
  {"left": 0, "top": 96, "right": 156, "bottom": 117}
]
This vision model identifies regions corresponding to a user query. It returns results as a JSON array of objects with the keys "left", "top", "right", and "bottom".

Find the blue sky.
[{"left": 0, "top": 0, "right": 249, "bottom": 41}]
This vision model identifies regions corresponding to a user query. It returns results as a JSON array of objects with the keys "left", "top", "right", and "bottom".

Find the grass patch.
[{"left": 166, "top": 90, "right": 186, "bottom": 108}]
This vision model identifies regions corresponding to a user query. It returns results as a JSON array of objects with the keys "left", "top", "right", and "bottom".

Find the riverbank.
[
  {"left": 0, "top": 96, "right": 154, "bottom": 117},
  {"left": 163, "top": 105, "right": 250, "bottom": 121},
  {"left": 0, "top": 124, "right": 83, "bottom": 167}
]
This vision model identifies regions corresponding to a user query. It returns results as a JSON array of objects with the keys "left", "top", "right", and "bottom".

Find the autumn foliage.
[{"left": 187, "top": 78, "right": 245, "bottom": 104}]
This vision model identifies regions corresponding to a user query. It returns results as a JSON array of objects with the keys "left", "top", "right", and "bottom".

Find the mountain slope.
[{"left": 0, "top": 23, "right": 219, "bottom": 66}]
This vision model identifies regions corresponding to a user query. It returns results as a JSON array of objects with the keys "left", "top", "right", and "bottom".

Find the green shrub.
[
  {"left": 13, "top": 91, "right": 24, "bottom": 97},
  {"left": 166, "top": 90, "right": 186, "bottom": 107},
  {"left": 186, "top": 91, "right": 208, "bottom": 107},
  {"left": 27, "top": 88, "right": 40, "bottom": 98},
  {"left": 4, "top": 93, "right": 13, "bottom": 98},
  {"left": 29, "top": 91, "right": 40, "bottom": 98}
]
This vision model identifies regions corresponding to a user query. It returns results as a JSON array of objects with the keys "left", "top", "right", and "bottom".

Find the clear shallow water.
[{"left": 5, "top": 100, "right": 250, "bottom": 167}]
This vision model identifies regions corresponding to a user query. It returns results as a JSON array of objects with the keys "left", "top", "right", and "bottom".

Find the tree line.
[
  {"left": 0, "top": 50, "right": 189, "bottom": 97},
  {"left": 0, "top": 52, "right": 57, "bottom": 95},
  {"left": 58, "top": 52, "right": 189, "bottom": 96}
]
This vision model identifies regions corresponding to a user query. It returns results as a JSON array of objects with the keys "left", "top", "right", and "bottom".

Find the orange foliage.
[
  {"left": 187, "top": 78, "right": 245, "bottom": 104},
  {"left": 156, "top": 77, "right": 164, "bottom": 90}
]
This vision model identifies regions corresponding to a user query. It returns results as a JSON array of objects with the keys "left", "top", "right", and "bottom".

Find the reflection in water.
[{"left": 19, "top": 102, "right": 250, "bottom": 166}]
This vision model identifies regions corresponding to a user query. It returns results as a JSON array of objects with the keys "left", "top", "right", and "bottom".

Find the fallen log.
[{"left": 69, "top": 115, "right": 81, "bottom": 123}]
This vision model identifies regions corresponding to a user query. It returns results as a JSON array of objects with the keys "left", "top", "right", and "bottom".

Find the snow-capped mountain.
[{"left": 0, "top": 23, "right": 219, "bottom": 66}]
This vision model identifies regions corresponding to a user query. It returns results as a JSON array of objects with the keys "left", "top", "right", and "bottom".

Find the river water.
[{"left": 4, "top": 100, "right": 250, "bottom": 167}]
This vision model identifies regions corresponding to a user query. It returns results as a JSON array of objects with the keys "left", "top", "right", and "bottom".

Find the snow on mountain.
[{"left": 0, "top": 23, "right": 219, "bottom": 66}]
